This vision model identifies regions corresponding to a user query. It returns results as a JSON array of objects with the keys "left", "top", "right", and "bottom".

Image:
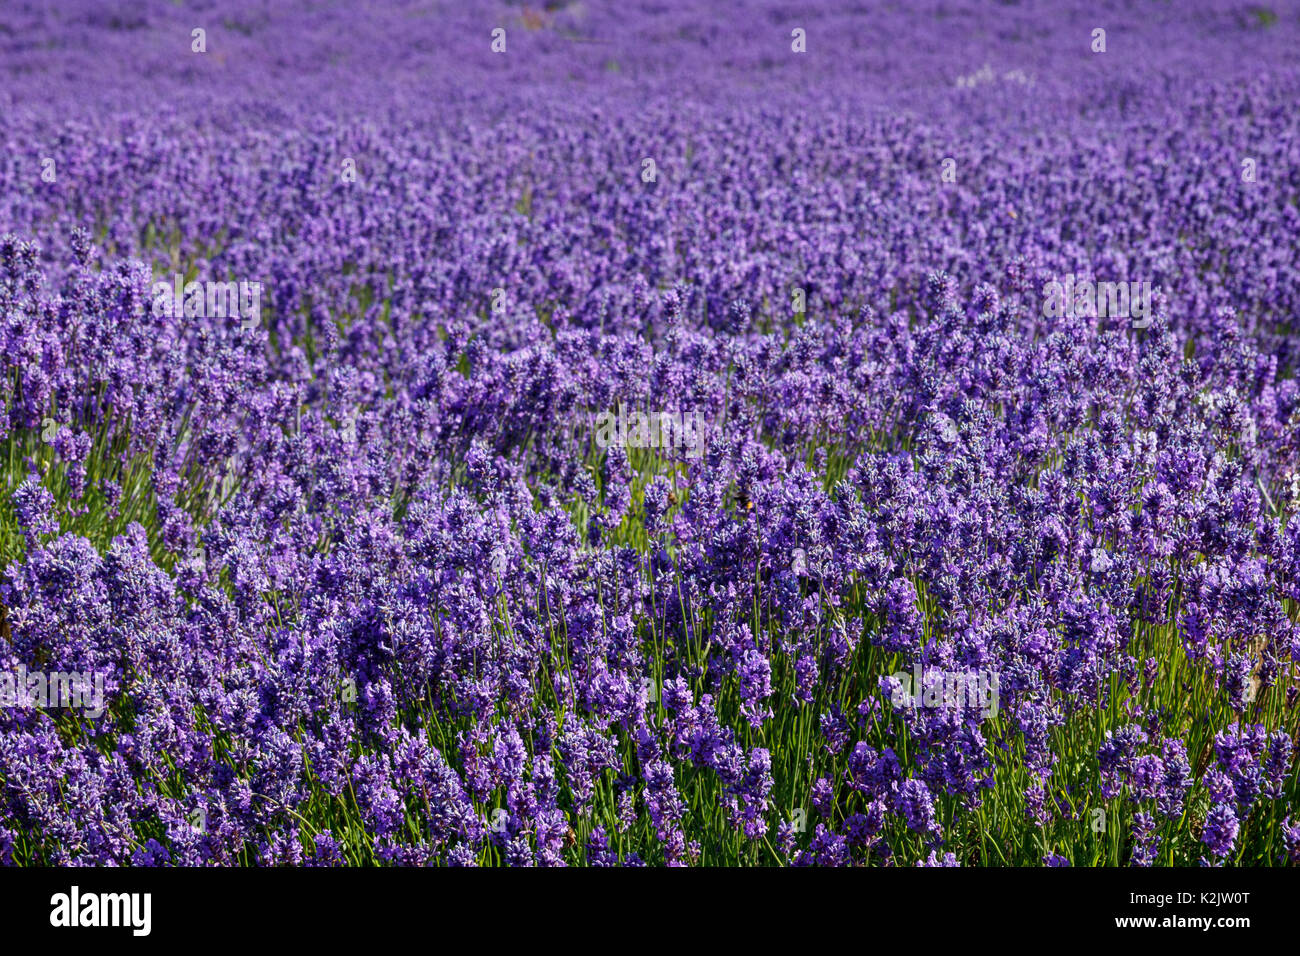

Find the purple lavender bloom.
[{"left": 1201, "top": 804, "right": 1240, "bottom": 860}]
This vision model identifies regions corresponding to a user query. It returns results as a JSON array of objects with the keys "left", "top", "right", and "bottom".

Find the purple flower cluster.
[{"left": 1, "top": 1, "right": 1298, "bottom": 866}]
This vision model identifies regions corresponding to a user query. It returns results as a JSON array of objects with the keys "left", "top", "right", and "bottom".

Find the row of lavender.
[{"left": 1, "top": 1, "right": 1299, "bottom": 864}]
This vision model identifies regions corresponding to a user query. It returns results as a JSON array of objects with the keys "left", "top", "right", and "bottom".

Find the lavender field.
[{"left": 2, "top": 0, "right": 1299, "bottom": 868}]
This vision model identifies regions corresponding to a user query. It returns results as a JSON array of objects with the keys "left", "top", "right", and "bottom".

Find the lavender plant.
[{"left": 1, "top": 0, "right": 1298, "bottom": 867}]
